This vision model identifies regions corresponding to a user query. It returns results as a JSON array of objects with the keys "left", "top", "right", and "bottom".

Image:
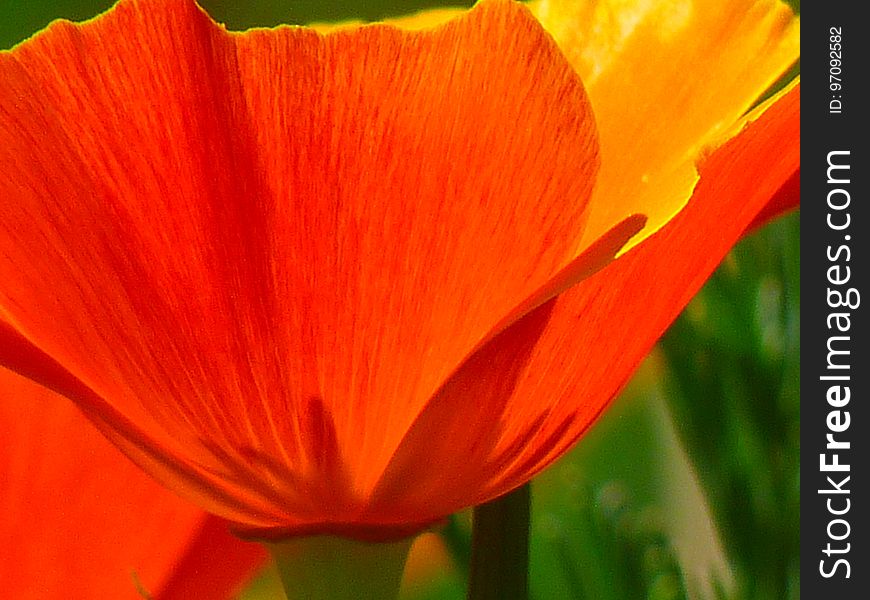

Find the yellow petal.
[{"left": 532, "top": 0, "right": 799, "bottom": 254}]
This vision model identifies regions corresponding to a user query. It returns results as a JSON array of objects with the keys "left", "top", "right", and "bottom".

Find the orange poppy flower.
[
  {"left": 0, "top": 0, "right": 798, "bottom": 543},
  {"left": 0, "top": 367, "right": 267, "bottom": 599}
]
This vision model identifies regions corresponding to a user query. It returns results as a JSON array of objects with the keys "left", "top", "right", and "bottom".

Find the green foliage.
[
  {"left": 527, "top": 380, "right": 678, "bottom": 600},
  {"left": 536, "top": 483, "right": 689, "bottom": 600},
  {"left": 659, "top": 213, "right": 800, "bottom": 600},
  {"left": 0, "top": 0, "right": 110, "bottom": 49}
]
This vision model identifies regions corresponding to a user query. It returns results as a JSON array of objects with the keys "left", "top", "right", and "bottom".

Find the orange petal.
[
  {"left": 746, "top": 169, "right": 800, "bottom": 233},
  {"left": 158, "top": 517, "right": 270, "bottom": 600},
  {"left": 372, "top": 82, "right": 799, "bottom": 517},
  {"left": 0, "top": 367, "right": 266, "bottom": 599},
  {"left": 532, "top": 0, "right": 799, "bottom": 254},
  {"left": 0, "top": 0, "right": 600, "bottom": 533}
]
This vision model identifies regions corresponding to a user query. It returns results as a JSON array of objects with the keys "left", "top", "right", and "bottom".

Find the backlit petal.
[
  {"left": 372, "top": 82, "right": 799, "bottom": 515},
  {"left": 0, "top": 367, "right": 266, "bottom": 599},
  {"left": 532, "top": 0, "right": 799, "bottom": 253},
  {"left": 0, "top": 0, "right": 601, "bottom": 533}
]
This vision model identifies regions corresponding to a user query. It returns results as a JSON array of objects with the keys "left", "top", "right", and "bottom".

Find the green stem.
[
  {"left": 269, "top": 535, "right": 413, "bottom": 600},
  {"left": 467, "top": 484, "right": 531, "bottom": 600}
]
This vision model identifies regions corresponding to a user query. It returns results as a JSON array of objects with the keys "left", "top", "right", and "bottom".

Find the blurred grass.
[
  {"left": 658, "top": 213, "right": 800, "bottom": 600},
  {"left": 3, "top": 2, "right": 800, "bottom": 599}
]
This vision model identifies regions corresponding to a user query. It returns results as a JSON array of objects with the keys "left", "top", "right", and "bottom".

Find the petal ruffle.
[
  {"left": 0, "top": 367, "right": 266, "bottom": 599},
  {"left": 1, "top": 0, "right": 603, "bottom": 532}
]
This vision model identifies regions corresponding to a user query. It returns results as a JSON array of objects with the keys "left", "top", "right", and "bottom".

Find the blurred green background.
[{"left": 1, "top": 1, "right": 800, "bottom": 599}]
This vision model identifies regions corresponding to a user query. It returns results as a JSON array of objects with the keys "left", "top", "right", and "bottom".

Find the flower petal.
[
  {"left": 157, "top": 517, "right": 270, "bottom": 600},
  {"left": 746, "top": 169, "right": 799, "bottom": 232},
  {"left": 0, "top": 367, "right": 266, "bottom": 599},
  {"left": 0, "top": 0, "right": 601, "bottom": 531},
  {"left": 372, "top": 82, "right": 799, "bottom": 517},
  {"left": 532, "top": 0, "right": 799, "bottom": 253}
]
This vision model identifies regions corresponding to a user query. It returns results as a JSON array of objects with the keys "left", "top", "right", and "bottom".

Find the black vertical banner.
[{"left": 802, "top": 1, "right": 868, "bottom": 596}]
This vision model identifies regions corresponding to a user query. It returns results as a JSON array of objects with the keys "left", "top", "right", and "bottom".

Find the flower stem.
[
  {"left": 467, "top": 484, "right": 531, "bottom": 600},
  {"left": 269, "top": 535, "right": 413, "bottom": 600}
]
